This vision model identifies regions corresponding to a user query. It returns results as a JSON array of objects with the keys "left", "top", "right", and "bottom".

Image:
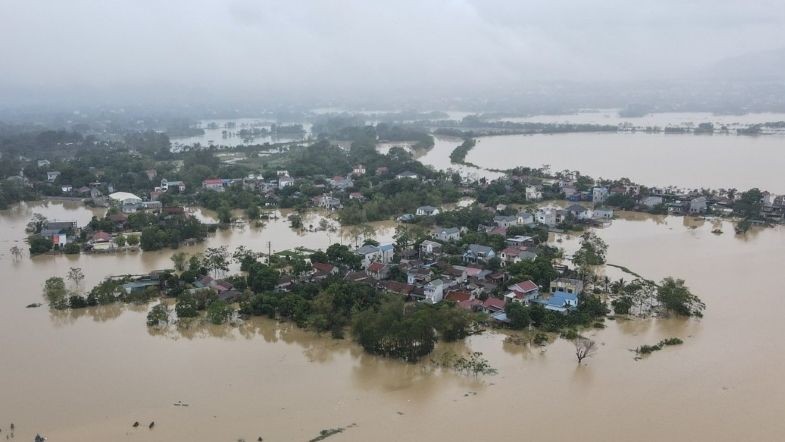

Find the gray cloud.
[{"left": 1, "top": 0, "right": 784, "bottom": 107}]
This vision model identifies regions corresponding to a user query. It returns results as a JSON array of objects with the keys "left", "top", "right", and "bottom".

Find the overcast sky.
[{"left": 1, "top": 0, "right": 784, "bottom": 106}]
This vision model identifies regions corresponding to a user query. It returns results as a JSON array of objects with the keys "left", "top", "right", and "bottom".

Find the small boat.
[{"left": 711, "top": 228, "right": 723, "bottom": 235}]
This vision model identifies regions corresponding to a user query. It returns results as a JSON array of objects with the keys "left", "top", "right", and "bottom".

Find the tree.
[
  {"left": 27, "top": 235, "right": 53, "bottom": 255},
  {"left": 127, "top": 234, "right": 140, "bottom": 247},
  {"left": 505, "top": 303, "right": 531, "bottom": 329},
  {"left": 453, "top": 352, "right": 497, "bottom": 378},
  {"left": 170, "top": 251, "right": 188, "bottom": 272},
  {"left": 43, "top": 277, "right": 68, "bottom": 309},
  {"left": 202, "top": 246, "right": 230, "bottom": 277},
  {"left": 146, "top": 304, "right": 170, "bottom": 326},
  {"left": 67, "top": 267, "right": 85, "bottom": 291},
  {"left": 246, "top": 262, "right": 280, "bottom": 292},
  {"left": 573, "top": 231, "right": 608, "bottom": 266},
  {"left": 115, "top": 234, "right": 127, "bottom": 248},
  {"left": 206, "top": 299, "right": 234, "bottom": 324},
  {"left": 734, "top": 188, "right": 763, "bottom": 219},
  {"left": 175, "top": 293, "right": 199, "bottom": 318},
  {"left": 657, "top": 277, "right": 705, "bottom": 317},
  {"left": 10, "top": 245, "right": 22, "bottom": 261},
  {"left": 574, "top": 337, "right": 597, "bottom": 364}
]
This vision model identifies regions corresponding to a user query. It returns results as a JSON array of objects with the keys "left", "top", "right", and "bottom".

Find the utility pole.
[{"left": 267, "top": 241, "right": 272, "bottom": 265}]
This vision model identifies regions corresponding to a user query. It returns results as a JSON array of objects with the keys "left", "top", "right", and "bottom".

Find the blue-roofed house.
[{"left": 536, "top": 291, "right": 579, "bottom": 313}]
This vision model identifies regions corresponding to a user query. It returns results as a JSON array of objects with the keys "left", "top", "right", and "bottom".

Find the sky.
[{"left": 1, "top": 0, "right": 784, "bottom": 107}]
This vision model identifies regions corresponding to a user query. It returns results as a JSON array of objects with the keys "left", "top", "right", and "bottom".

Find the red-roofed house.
[
  {"left": 506, "top": 280, "right": 540, "bottom": 303},
  {"left": 458, "top": 299, "right": 483, "bottom": 311},
  {"left": 483, "top": 297, "right": 506, "bottom": 313},
  {"left": 202, "top": 178, "right": 224, "bottom": 191},
  {"left": 312, "top": 262, "right": 337, "bottom": 276},
  {"left": 366, "top": 262, "right": 390, "bottom": 280},
  {"left": 445, "top": 290, "right": 473, "bottom": 303}
]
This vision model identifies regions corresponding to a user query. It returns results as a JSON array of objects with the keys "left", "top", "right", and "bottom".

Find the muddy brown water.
[{"left": 1, "top": 201, "right": 784, "bottom": 441}]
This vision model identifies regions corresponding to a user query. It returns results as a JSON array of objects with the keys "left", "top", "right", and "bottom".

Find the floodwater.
[
  {"left": 170, "top": 118, "right": 310, "bottom": 148},
  {"left": 2, "top": 201, "right": 785, "bottom": 441},
  {"left": 463, "top": 132, "right": 785, "bottom": 192},
  {"left": 494, "top": 109, "right": 785, "bottom": 127}
]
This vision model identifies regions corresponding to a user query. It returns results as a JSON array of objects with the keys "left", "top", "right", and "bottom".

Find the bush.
[{"left": 63, "top": 243, "right": 81, "bottom": 254}]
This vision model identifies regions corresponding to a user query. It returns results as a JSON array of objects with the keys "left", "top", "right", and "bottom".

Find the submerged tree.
[
  {"left": 67, "top": 267, "right": 85, "bottom": 291},
  {"left": 10, "top": 245, "right": 22, "bottom": 261},
  {"left": 574, "top": 337, "right": 597, "bottom": 365},
  {"left": 657, "top": 277, "right": 705, "bottom": 317}
]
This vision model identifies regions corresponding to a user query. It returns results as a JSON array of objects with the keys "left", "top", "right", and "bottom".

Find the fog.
[{"left": 1, "top": 0, "right": 785, "bottom": 110}]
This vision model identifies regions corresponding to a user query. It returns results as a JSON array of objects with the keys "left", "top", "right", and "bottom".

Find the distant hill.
[{"left": 700, "top": 48, "right": 785, "bottom": 81}]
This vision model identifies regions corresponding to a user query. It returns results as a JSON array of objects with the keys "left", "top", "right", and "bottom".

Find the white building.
[
  {"left": 424, "top": 279, "right": 444, "bottom": 304},
  {"left": 593, "top": 187, "right": 609, "bottom": 204}
]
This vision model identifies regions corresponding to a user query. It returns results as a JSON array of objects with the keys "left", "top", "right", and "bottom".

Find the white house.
[
  {"left": 355, "top": 243, "right": 395, "bottom": 268},
  {"left": 525, "top": 186, "right": 543, "bottom": 201},
  {"left": 689, "top": 197, "right": 707, "bottom": 214},
  {"left": 536, "top": 207, "right": 563, "bottom": 227},
  {"left": 47, "top": 171, "right": 60, "bottom": 183},
  {"left": 160, "top": 178, "right": 186, "bottom": 192},
  {"left": 352, "top": 164, "right": 366, "bottom": 176},
  {"left": 278, "top": 176, "right": 295, "bottom": 189},
  {"left": 416, "top": 206, "right": 440, "bottom": 216},
  {"left": 565, "top": 204, "right": 592, "bottom": 220},
  {"left": 396, "top": 171, "right": 419, "bottom": 180},
  {"left": 640, "top": 196, "right": 663, "bottom": 209},
  {"left": 420, "top": 240, "right": 442, "bottom": 255},
  {"left": 434, "top": 227, "right": 461, "bottom": 241},
  {"left": 592, "top": 207, "right": 614, "bottom": 219},
  {"left": 424, "top": 279, "right": 444, "bottom": 304},
  {"left": 493, "top": 215, "right": 518, "bottom": 228},
  {"left": 516, "top": 212, "right": 535, "bottom": 226}
]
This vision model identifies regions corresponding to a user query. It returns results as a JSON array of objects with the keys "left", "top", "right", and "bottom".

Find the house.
[
  {"left": 355, "top": 243, "right": 394, "bottom": 268},
  {"left": 493, "top": 215, "right": 518, "bottom": 228},
  {"left": 352, "top": 164, "right": 366, "bottom": 176},
  {"left": 525, "top": 186, "right": 542, "bottom": 201},
  {"left": 328, "top": 175, "right": 353, "bottom": 190},
  {"left": 160, "top": 179, "right": 186, "bottom": 193},
  {"left": 122, "top": 280, "right": 160, "bottom": 295},
  {"left": 278, "top": 176, "right": 295, "bottom": 189},
  {"left": 423, "top": 279, "right": 444, "bottom": 304},
  {"left": 312, "top": 194, "right": 342, "bottom": 210},
  {"left": 506, "top": 235, "right": 534, "bottom": 247},
  {"left": 407, "top": 267, "right": 432, "bottom": 285},
  {"left": 640, "top": 196, "right": 663, "bottom": 209},
  {"left": 565, "top": 204, "right": 592, "bottom": 220},
  {"left": 416, "top": 206, "right": 440, "bottom": 216},
  {"left": 500, "top": 247, "right": 537, "bottom": 265},
  {"left": 37, "top": 159, "right": 51, "bottom": 168},
  {"left": 535, "top": 207, "right": 564, "bottom": 227},
  {"left": 108, "top": 212, "right": 129, "bottom": 229},
  {"left": 61, "top": 185, "right": 73, "bottom": 193},
  {"left": 549, "top": 277, "right": 584, "bottom": 295},
  {"left": 593, "top": 187, "right": 609, "bottom": 204},
  {"left": 311, "top": 262, "right": 338, "bottom": 279},
  {"left": 47, "top": 171, "right": 60, "bottom": 183},
  {"left": 562, "top": 185, "right": 578, "bottom": 199},
  {"left": 375, "top": 166, "right": 389, "bottom": 176},
  {"left": 434, "top": 227, "right": 461, "bottom": 241},
  {"left": 516, "top": 212, "right": 535, "bottom": 226},
  {"left": 592, "top": 207, "right": 614, "bottom": 220},
  {"left": 380, "top": 280, "right": 414, "bottom": 297},
  {"left": 463, "top": 244, "right": 496, "bottom": 263},
  {"left": 505, "top": 280, "right": 539, "bottom": 303},
  {"left": 537, "top": 290, "right": 579, "bottom": 313},
  {"left": 91, "top": 231, "right": 114, "bottom": 252},
  {"left": 366, "top": 262, "right": 390, "bottom": 280},
  {"left": 349, "top": 192, "right": 365, "bottom": 201},
  {"left": 396, "top": 171, "right": 419, "bottom": 180},
  {"left": 420, "top": 240, "right": 442, "bottom": 256},
  {"left": 445, "top": 290, "right": 473, "bottom": 303},
  {"left": 277, "top": 170, "right": 290, "bottom": 178},
  {"left": 483, "top": 297, "right": 506, "bottom": 313},
  {"left": 202, "top": 178, "right": 225, "bottom": 191},
  {"left": 689, "top": 197, "right": 707, "bottom": 214}
]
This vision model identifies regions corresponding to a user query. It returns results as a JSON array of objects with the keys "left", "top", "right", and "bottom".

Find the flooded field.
[{"left": 1, "top": 201, "right": 785, "bottom": 440}]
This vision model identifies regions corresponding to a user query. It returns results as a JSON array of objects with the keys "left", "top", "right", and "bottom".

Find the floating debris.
[
  {"left": 132, "top": 421, "right": 139, "bottom": 428},
  {"left": 148, "top": 421, "right": 155, "bottom": 429}
]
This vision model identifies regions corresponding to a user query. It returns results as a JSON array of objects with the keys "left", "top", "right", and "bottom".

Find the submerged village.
[{"left": 10, "top": 116, "right": 783, "bottom": 368}]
